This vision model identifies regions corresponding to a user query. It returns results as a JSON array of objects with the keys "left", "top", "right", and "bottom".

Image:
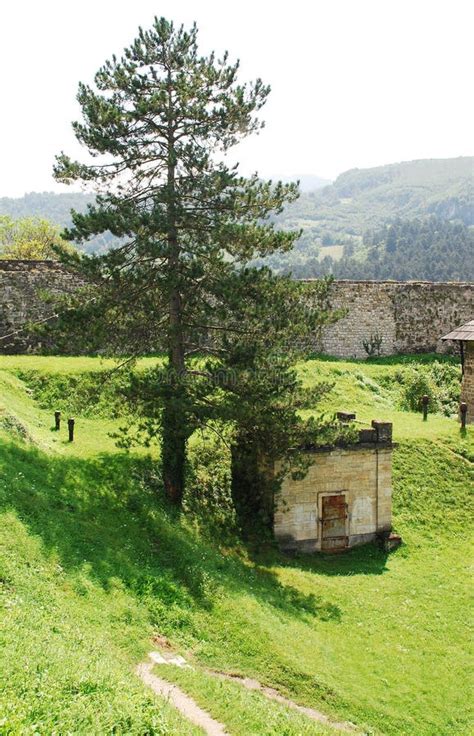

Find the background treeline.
[{"left": 266, "top": 217, "right": 474, "bottom": 281}]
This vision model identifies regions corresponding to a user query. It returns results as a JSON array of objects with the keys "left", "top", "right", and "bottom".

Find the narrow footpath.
[
  {"left": 137, "top": 659, "right": 228, "bottom": 736},
  {"left": 137, "top": 650, "right": 361, "bottom": 735}
]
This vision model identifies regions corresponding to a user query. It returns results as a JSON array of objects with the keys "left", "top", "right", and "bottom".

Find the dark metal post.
[
  {"left": 422, "top": 394, "right": 429, "bottom": 421},
  {"left": 68, "top": 418, "right": 75, "bottom": 442},
  {"left": 54, "top": 411, "right": 61, "bottom": 431},
  {"left": 460, "top": 402, "right": 467, "bottom": 429}
]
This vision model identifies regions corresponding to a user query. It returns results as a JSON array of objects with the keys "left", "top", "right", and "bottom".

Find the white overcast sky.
[{"left": 0, "top": 0, "right": 472, "bottom": 197}]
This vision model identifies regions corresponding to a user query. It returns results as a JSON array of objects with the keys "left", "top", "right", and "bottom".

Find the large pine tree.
[{"left": 54, "top": 17, "right": 302, "bottom": 504}]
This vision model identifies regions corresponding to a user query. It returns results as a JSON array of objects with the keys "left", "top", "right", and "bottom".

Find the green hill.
[
  {"left": 259, "top": 157, "right": 474, "bottom": 278},
  {"left": 0, "top": 354, "right": 472, "bottom": 735},
  {"left": 1, "top": 158, "right": 472, "bottom": 273},
  {"left": 277, "top": 157, "right": 474, "bottom": 235}
]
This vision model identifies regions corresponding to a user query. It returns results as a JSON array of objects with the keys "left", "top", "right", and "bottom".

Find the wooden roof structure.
[{"left": 441, "top": 319, "right": 474, "bottom": 342}]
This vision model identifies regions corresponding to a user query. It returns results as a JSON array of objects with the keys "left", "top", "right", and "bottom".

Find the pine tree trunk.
[
  {"left": 162, "top": 102, "right": 187, "bottom": 506},
  {"left": 162, "top": 277, "right": 186, "bottom": 505}
]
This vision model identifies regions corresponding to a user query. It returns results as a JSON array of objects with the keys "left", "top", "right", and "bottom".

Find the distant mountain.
[
  {"left": 0, "top": 191, "right": 93, "bottom": 226},
  {"left": 275, "top": 174, "right": 332, "bottom": 192},
  {"left": 323, "top": 156, "right": 473, "bottom": 226},
  {"left": 274, "top": 156, "right": 474, "bottom": 235},
  {"left": 0, "top": 174, "right": 331, "bottom": 252},
  {"left": 0, "top": 158, "right": 472, "bottom": 279}
]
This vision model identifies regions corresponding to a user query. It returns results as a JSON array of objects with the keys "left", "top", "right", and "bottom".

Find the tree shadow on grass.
[
  {"left": 273, "top": 542, "right": 389, "bottom": 577},
  {"left": 0, "top": 439, "right": 342, "bottom": 626},
  {"left": 250, "top": 535, "right": 390, "bottom": 578}
]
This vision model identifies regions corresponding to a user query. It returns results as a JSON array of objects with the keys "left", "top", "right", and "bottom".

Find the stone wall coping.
[
  {"left": 299, "top": 278, "right": 474, "bottom": 286},
  {"left": 292, "top": 440, "right": 395, "bottom": 454},
  {"left": 0, "top": 259, "right": 67, "bottom": 271},
  {"left": 1, "top": 261, "right": 472, "bottom": 287}
]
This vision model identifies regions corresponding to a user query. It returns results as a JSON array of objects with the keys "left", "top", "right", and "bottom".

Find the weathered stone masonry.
[
  {"left": 0, "top": 260, "right": 473, "bottom": 357},
  {"left": 310, "top": 279, "right": 474, "bottom": 358},
  {"left": 461, "top": 343, "right": 474, "bottom": 423},
  {"left": 0, "top": 260, "right": 83, "bottom": 353}
]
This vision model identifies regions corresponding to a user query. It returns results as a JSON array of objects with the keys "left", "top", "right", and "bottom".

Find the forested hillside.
[
  {"left": 275, "top": 156, "right": 473, "bottom": 235},
  {"left": 260, "top": 157, "right": 474, "bottom": 279},
  {"left": 269, "top": 217, "right": 474, "bottom": 281},
  {"left": 0, "top": 192, "right": 115, "bottom": 254}
]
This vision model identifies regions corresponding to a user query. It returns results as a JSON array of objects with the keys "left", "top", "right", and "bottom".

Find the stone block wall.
[
  {"left": 0, "top": 260, "right": 83, "bottom": 353},
  {"left": 274, "top": 439, "right": 393, "bottom": 553},
  {"left": 391, "top": 282, "right": 473, "bottom": 354},
  {"left": 305, "top": 279, "right": 474, "bottom": 359},
  {"left": 318, "top": 281, "right": 396, "bottom": 358},
  {"left": 461, "top": 342, "right": 474, "bottom": 424},
  {"left": 0, "top": 260, "right": 472, "bottom": 357}
]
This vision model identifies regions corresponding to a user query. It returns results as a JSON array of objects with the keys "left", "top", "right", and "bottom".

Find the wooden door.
[{"left": 321, "top": 494, "right": 348, "bottom": 551}]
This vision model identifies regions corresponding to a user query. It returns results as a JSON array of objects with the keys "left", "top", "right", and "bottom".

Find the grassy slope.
[{"left": 0, "top": 355, "right": 472, "bottom": 735}]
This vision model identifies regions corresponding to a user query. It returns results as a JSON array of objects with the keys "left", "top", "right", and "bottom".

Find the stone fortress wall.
[
  {"left": 310, "top": 279, "right": 474, "bottom": 358},
  {"left": 0, "top": 260, "right": 83, "bottom": 353},
  {"left": 0, "top": 260, "right": 473, "bottom": 356}
]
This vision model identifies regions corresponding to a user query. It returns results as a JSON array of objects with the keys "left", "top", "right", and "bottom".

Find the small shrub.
[
  {"left": 396, "top": 361, "right": 461, "bottom": 415},
  {"left": 399, "top": 367, "right": 439, "bottom": 413},
  {"left": 363, "top": 332, "right": 383, "bottom": 358},
  {"left": 16, "top": 369, "right": 135, "bottom": 419}
]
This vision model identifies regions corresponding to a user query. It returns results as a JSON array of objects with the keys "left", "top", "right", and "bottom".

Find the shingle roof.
[{"left": 441, "top": 319, "right": 474, "bottom": 341}]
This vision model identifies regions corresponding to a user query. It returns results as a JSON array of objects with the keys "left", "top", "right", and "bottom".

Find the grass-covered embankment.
[{"left": 0, "top": 355, "right": 472, "bottom": 735}]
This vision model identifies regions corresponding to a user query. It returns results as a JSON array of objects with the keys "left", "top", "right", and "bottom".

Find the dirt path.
[
  {"left": 140, "top": 648, "right": 360, "bottom": 734},
  {"left": 137, "top": 660, "right": 229, "bottom": 736},
  {"left": 213, "top": 671, "right": 358, "bottom": 733}
]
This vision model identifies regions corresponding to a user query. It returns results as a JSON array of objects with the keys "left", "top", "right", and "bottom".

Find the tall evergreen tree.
[{"left": 54, "top": 17, "right": 301, "bottom": 505}]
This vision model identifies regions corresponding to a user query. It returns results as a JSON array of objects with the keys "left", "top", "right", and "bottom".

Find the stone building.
[
  {"left": 441, "top": 319, "right": 474, "bottom": 424},
  {"left": 274, "top": 419, "right": 395, "bottom": 553}
]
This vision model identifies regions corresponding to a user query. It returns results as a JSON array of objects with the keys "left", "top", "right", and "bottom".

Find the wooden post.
[
  {"left": 460, "top": 402, "right": 467, "bottom": 429},
  {"left": 422, "top": 394, "right": 429, "bottom": 421},
  {"left": 337, "top": 411, "right": 356, "bottom": 422},
  {"left": 54, "top": 411, "right": 61, "bottom": 431},
  {"left": 68, "top": 418, "right": 75, "bottom": 442}
]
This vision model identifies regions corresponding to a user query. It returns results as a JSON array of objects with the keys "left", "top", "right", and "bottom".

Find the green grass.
[
  {"left": 0, "top": 354, "right": 472, "bottom": 735},
  {"left": 298, "top": 355, "right": 463, "bottom": 442},
  {"left": 0, "top": 354, "right": 162, "bottom": 373},
  {"left": 0, "top": 369, "right": 124, "bottom": 456},
  {"left": 0, "top": 514, "right": 203, "bottom": 735}
]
